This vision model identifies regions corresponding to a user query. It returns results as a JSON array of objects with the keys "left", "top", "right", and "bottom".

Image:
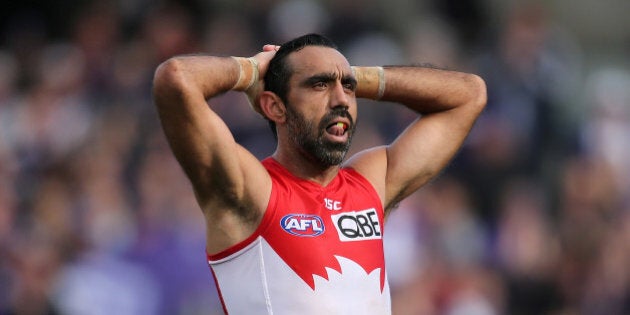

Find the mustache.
[{"left": 319, "top": 108, "right": 354, "bottom": 129}]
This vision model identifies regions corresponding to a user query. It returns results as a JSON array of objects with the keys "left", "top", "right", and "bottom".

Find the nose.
[{"left": 329, "top": 81, "right": 350, "bottom": 109}]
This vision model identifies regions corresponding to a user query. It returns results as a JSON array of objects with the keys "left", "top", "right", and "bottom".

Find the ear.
[{"left": 259, "top": 91, "right": 286, "bottom": 123}]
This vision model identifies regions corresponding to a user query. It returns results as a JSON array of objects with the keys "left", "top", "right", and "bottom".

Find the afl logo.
[{"left": 281, "top": 214, "right": 325, "bottom": 237}]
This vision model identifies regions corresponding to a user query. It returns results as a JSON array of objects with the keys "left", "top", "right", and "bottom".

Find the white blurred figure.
[
  {"left": 446, "top": 288, "right": 497, "bottom": 315},
  {"left": 51, "top": 197, "right": 160, "bottom": 315},
  {"left": 52, "top": 252, "right": 160, "bottom": 315},
  {"left": 0, "top": 50, "right": 19, "bottom": 195},
  {"left": 5, "top": 43, "right": 94, "bottom": 169},
  {"left": 581, "top": 68, "right": 630, "bottom": 193},
  {"left": 344, "top": 32, "right": 404, "bottom": 67},
  {"left": 383, "top": 193, "right": 426, "bottom": 290}
]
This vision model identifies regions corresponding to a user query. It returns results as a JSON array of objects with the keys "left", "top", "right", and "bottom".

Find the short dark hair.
[{"left": 264, "top": 33, "right": 339, "bottom": 139}]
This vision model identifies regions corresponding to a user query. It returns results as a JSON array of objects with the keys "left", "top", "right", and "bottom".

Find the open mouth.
[{"left": 326, "top": 121, "right": 348, "bottom": 136}]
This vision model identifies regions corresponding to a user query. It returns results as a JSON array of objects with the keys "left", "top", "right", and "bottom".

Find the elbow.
[
  {"left": 152, "top": 57, "right": 189, "bottom": 103},
  {"left": 468, "top": 74, "right": 487, "bottom": 114}
]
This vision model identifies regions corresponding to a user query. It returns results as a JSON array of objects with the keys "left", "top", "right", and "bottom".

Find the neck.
[{"left": 272, "top": 146, "right": 340, "bottom": 186}]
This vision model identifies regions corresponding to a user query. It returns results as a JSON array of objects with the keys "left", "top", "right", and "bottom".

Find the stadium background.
[{"left": 0, "top": 0, "right": 628, "bottom": 314}]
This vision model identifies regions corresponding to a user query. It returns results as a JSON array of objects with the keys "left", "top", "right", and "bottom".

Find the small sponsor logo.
[
  {"left": 331, "top": 208, "right": 382, "bottom": 242},
  {"left": 324, "top": 198, "right": 342, "bottom": 211},
  {"left": 280, "top": 214, "right": 325, "bottom": 237}
]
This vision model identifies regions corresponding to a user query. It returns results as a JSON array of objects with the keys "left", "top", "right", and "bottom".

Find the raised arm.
[
  {"left": 347, "top": 66, "right": 486, "bottom": 214},
  {"left": 152, "top": 46, "right": 277, "bottom": 252}
]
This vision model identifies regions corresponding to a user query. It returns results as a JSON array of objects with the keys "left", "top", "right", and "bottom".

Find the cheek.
[
  {"left": 286, "top": 105, "right": 315, "bottom": 132},
  {"left": 293, "top": 104, "right": 326, "bottom": 125}
]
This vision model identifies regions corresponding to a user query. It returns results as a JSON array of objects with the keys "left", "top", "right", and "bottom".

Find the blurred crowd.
[{"left": 0, "top": 0, "right": 628, "bottom": 314}]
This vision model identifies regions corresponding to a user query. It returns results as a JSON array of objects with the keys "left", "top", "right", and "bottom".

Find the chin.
[{"left": 315, "top": 149, "right": 348, "bottom": 167}]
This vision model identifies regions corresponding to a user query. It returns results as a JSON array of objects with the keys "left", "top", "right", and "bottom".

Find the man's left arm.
[{"left": 347, "top": 66, "right": 486, "bottom": 213}]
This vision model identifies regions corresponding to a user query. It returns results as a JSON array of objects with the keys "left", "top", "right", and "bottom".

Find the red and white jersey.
[{"left": 207, "top": 158, "right": 390, "bottom": 314}]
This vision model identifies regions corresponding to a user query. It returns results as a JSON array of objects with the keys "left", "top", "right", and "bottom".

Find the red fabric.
[
  {"left": 260, "top": 158, "right": 386, "bottom": 291},
  {"left": 207, "top": 157, "right": 387, "bottom": 291}
]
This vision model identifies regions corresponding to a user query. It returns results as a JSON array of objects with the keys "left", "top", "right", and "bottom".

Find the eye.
[
  {"left": 313, "top": 82, "right": 328, "bottom": 90},
  {"left": 341, "top": 77, "right": 357, "bottom": 92}
]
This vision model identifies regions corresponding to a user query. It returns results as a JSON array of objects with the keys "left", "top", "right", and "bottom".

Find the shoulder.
[{"left": 343, "top": 146, "right": 388, "bottom": 206}]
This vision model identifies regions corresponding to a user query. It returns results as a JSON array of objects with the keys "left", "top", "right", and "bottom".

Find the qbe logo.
[
  {"left": 331, "top": 208, "right": 382, "bottom": 242},
  {"left": 280, "top": 214, "right": 325, "bottom": 237}
]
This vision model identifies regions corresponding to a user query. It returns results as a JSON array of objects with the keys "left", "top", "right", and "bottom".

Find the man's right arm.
[{"left": 152, "top": 53, "right": 272, "bottom": 252}]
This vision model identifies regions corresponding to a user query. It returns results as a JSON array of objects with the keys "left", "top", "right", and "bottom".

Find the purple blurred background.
[{"left": 0, "top": 0, "right": 628, "bottom": 314}]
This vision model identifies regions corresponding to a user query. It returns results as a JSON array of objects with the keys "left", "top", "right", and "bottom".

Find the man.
[{"left": 152, "top": 33, "right": 486, "bottom": 314}]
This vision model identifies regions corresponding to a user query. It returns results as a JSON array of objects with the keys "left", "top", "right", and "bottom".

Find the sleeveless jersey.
[{"left": 207, "top": 158, "right": 391, "bottom": 314}]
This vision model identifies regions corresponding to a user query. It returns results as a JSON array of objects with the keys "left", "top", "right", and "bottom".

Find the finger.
[{"left": 262, "top": 44, "right": 280, "bottom": 52}]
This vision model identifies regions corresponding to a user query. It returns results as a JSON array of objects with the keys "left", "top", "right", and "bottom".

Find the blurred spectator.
[
  {"left": 130, "top": 132, "right": 223, "bottom": 314},
  {"left": 495, "top": 179, "right": 562, "bottom": 315},
  {"left": 141, "top": 3, "right": 201, "bottom": 64},
  {"left": 71, "top": 1, "right": 121, "bottom": 102},
  {"left": 430, "top": 0, "right": 490, "bottom": 49},
  {"left": 267, "top": 0, "right": 330, "bottom": 43},
  {"left": 404, "top": 15, "right": 461, "bottom": 69},
  {"left": 574, "top": 67, "right": 630, "bottom": 313},
  {"left": 459, "top": 2, "right": 582, "bottom": 222},
  {"left": 3, "top": 231, "right": 63, "bottom": 315},
  {"left": 557, "top": 154, "right": 629, "bottom": 314},
  {"left": 0, "top": 0, "right": 628, "bottom": 314},
  {"left": 581, "top": 68, "right": 630, "bottom": 194}
]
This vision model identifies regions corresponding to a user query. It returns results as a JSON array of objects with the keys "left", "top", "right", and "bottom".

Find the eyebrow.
[
  {"left": 301, "top": 73, "right": 336, "bottom": 87},
  {"left": 301, "top": 72, "right": 357, "bottom": 88}
]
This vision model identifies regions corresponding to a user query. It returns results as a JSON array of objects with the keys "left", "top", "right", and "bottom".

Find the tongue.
[{"left": 327, "top": 124, "right": 345, "bottom": 136}]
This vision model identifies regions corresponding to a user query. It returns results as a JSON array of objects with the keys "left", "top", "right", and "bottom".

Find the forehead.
[{"left": 287, "top": 46, "right": 351, "bottom": 77}]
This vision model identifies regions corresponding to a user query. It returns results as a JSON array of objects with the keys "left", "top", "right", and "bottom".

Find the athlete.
[{"left": 152, "top": 34, "right": 486, "bottom": 314}]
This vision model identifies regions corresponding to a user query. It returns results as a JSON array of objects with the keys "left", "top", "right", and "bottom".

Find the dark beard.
[{"left": 286, "top": 106, "right": 355, "bottom": 167}]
